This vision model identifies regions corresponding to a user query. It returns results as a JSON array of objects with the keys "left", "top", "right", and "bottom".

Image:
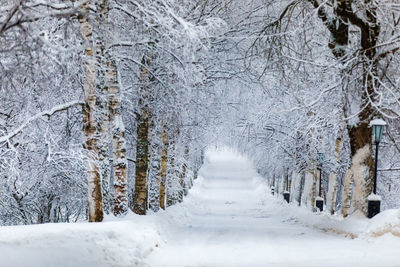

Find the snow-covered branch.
[{"left": 0, "top": 101, "right": 83, "bottom": 144}]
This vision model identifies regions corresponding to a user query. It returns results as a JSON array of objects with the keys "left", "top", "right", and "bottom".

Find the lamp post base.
[
  {"left": 315, "top": 197, "right": 324, "bottom": 212},
  {"left": 283, "top": 191, "right": 290, "bottom": 203},
  {"left": 367, "top": 194, "right": 381, "bottom": 218}
]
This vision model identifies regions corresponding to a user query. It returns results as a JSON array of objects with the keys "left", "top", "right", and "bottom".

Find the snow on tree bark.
[
  {"left": 302, "top": 171, "right": 314, "bottom": 208},
  {"left": 341, "top": 169, "right": 354, "bottom": 218},
  {"left": 290, "top": 172, "right": 301, "bottom": 205},
  {"left": 349, "top": 145, "right": 371, "bottom": 215},
  {"left": 79, "top": 1, "right": 103, "bottom": 222},
  {"left": 326, "top": 172, "right": 338, "bottom": 215},
  {"left": 148, "top": 121, "right": 162, "bottom": 212},
  {"left": 108, "top": 57, "right": 128, "bottom": 216}
]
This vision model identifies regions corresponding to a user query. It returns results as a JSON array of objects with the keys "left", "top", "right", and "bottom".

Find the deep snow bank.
[
  {"left": 260, "top": 181, "right": 400, "bottom": 239},
  {"left": 0, "top": 174, "right": 208, "bottom": 267},
  {"left": 0, "top": 214, "right": 163, "bottom": 267}
]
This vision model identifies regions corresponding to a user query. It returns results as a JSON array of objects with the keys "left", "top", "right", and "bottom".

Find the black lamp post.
[
  {"left": 283, "top": 157, "right": 290, "bottom": 203},
  {"left": 368, "top": 118, "right": 386, "bottom": 218},
  {"left": 315, "top": 152, "right": 324, "bottom": 212}
]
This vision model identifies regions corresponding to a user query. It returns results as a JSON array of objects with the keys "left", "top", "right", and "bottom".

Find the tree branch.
[{"left": 0, "top": 101, "right": 84, "bottom": 144}]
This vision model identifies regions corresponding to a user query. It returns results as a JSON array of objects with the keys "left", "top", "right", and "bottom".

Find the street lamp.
[
  {"left": 283, "top": 157, "right": 290, "bottom": 203},
  {"left": 368, "top": 118, "right": 386, "bottom": 218},
  {"left": 315, "top": 152, "right": 324, "bottom": 212}
]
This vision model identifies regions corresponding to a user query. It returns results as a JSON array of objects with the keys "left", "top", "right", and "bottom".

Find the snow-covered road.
[{"left": 145, "top": 150, "right": 400, "bottom": 267}]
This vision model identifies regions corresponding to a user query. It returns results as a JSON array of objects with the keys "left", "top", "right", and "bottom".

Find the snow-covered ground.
[
  {"left": 0, "top": 215, "right": 162, "bottom": 267},
  {"left": 1, "top": 148, "right": 400, "bottom": 267}
]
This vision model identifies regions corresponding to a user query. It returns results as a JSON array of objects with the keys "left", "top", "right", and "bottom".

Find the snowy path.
[
  {"left": 0, "top": 150, "right": 399, "bottom": 267},
  {"left": 145, "top": 151, "right": 400, "bottom": 267}
]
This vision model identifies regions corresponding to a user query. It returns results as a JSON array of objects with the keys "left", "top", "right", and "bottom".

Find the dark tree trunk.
[{"left": 133, "top": 110, "right": 150, "bottom": 215}]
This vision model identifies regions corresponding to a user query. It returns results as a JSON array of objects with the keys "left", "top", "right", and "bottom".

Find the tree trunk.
[
  {"left": 95, "top": 0, "right": 112, "bottom": 215},
  {"left": 159, "top": 130, "right": 168, "bottom": 210},
  {"left": 341, "top": 169, "right": 353, "bottom": 217},
  {"left": 326, "top": 172, "right": 338, "bottom": 215},
  {"left": 167, "top": 142, "right": 178, "bottom": 207},
  {"left": 148, "top": 124, "right": 162, "bottom": 212},
  {"left": 178, "top": 169, "right": 185, "bottom": 203},
  {"left": 298, "top": 173, "right": 304, "bottom": 206},
  {"left": 290, "top": 172, "right": 300, "bottom": 205},
  {"left": 133, "top": 43, "right": 154, "bottom": 214},
  {"left": 79, "top": 2, "right": 103, "bottom": 222},
  {"left": 107, "top": 57, "right": 129, "bottom": 216},
  {"left": 308, "top": 0, "right": 380, "bottom": 216},
  {"left": 327, "top": 128, "right": 342, "bottom": 215},
  {"left": 311, "top": 170, "right": 316, "bottom": 209},
  {"left": 133, "top": 109, "right": 150, "bottom": 215},
  {"left": 344, "top": 0, "right": 379, "bottom": 213},
  {"left": 166, "top": 158, "right": 175, "bottom": 207},
  {"left": 179, "top": 146, "right": 190, "bottom": 201},
  {"left": 301, "top": 170, "right": 313, "bottom": 208}
]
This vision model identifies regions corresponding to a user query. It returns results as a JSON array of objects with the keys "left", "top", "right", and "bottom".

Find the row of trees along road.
[{"left": 0, "top": 0, "right": 400, "bottom": 224}]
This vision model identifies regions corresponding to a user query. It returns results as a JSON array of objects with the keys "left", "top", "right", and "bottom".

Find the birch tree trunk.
[
  {"left": 148, "top": 124, "right": 162, "bottom": 212},
  {"left": 167, "top": 141, "right": 179, "bottom": 207},
  {"left": 107, "top": 56, "right": 128, "bottom": 216},
  {"left": 178, "top": 169, "right": 185, "bottom": 203},
  {"left": 166, "top": 154, "right": 175, "bottom": 207},
  {"left": 133, "top": 47, "right": 154, "bottom": 215},
  {"left": 302, "top": 171, "right": 314, "bottom": 208},
  {"left": 159, "top": 130, "right": 168, "bottom": 210},
  {"left": 95, "top": 0, "right": 112, "bottom": 215},
  {"left": 275, "top": 175, "right": 280, "bottom": 196},
  {"left": 327, "top": 128, "right": 343, "bottom": 214},
  {"left": 179, "top": 146, "right": 190, "bottom": 202},
  {"left": 311, "top": 170, "right": 317, "bottom": 209},
  {"left": 193, "top": 148, "right": 203, "bottom": 180},
  {"left": 326, "top": 172, "right": 338, "bottom": 215},
  {"left": 298, "top": 173, "right": 304, "bottom": 206},
  {"left": 341, "top": 169, "right": 354, "bottom": 217},
  {"left": 290, "top": 172, "right": 300, "bottom": 205},
  {"left": 133, "top": 108, "right": 150, "bottom": 215},
  {"left": 79, "top": 2, "right": 103, "bottom": 222}
]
